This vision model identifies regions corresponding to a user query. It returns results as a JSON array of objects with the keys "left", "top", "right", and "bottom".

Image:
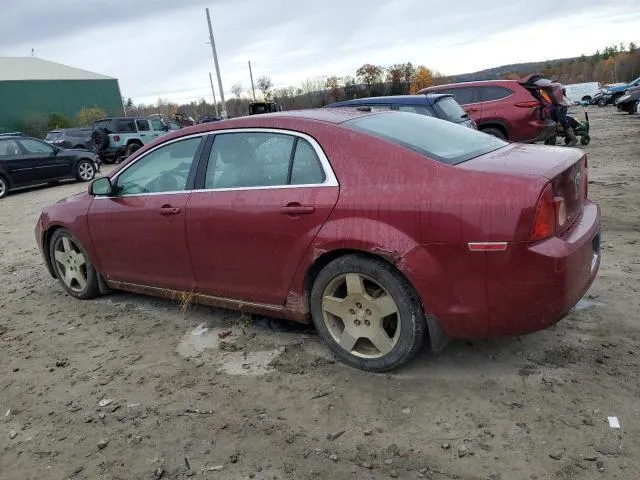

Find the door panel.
[
  {"left": 88, "top": 194, "right": 195, "bottom": 290},
  {"left": 186, "top": 187, "right": 338, "bottom": 304},
  {"left": 186, "top": 130, "right": 339, "bottom": 305},
  {"left": 17, "top": 138, "right": 71, "bottom": 180}
]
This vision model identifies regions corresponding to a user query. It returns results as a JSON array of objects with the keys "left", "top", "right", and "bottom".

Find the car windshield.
[
  {"left": 434, "top": 97, "right": 467, "bottom": 122},
  {"left": 345, "top": 111, "right": 507, "bottom": 165}
]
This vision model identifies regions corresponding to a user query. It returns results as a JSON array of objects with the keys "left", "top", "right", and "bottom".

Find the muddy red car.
[{"left": 35, "top": 109, "right": 600, "bottom": 371}]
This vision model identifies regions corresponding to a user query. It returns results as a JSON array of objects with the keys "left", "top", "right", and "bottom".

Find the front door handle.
[
  {"left": 159, "top": 205, "right": 181, "bottom": 216},
  {"left": 280, "top": 203, "right": 315, "bottom": 215}
]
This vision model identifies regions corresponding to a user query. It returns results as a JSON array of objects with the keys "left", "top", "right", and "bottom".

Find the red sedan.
[{"left": 35, "top": 109, "right": 600, "bottom": 371}]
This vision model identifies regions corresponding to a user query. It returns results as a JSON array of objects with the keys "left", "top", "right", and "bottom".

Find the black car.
[
  {"left": 0, "top": 136, "right": 99, "bottom": 199},
  {"left": 45, "top": 128, "right": 93, "bottom": 149}
]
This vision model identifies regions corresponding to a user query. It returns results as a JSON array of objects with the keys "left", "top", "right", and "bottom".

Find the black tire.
[
  {"left": 612, "top": 93, "right": 623, "bottom": 105},
  {"left": 580, "top": 135, "right": 591, "bottom": 146},
  {"left": 100, "top": 154, "right": 115, "bottom": 165},
  {"left": 598, "top": 98, "right": 607, "bottom": 107},
  {"left": 49, "top": 229, "right": 100, "bottom": 300},
  {"left": 544, "top": 136, "right": 557, "bottom": 145},
  {"left": 581, "top": 96, "right": 592, "bottom": 103},
  {"left": 91, "top": 128, "right": 109, "bottom": 151},
  {"left": 481, "top": 127, "right": 507, "bottom": 140},
  {"left": 125, "top": 142, "right": 141, "bottom": 157},
  {"left": 0, "top": 175, "right": 8, "bottom": 199},
  {"left": 75, "top": 159, "right": 96, "bottom": 182},
  {"left": 310, "top": 254, "right": 427, "bottom": 372}
]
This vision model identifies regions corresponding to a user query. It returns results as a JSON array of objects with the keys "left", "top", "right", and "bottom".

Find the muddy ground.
[{"left": 1, "top": 107, "right": 639, "bottom": 480}]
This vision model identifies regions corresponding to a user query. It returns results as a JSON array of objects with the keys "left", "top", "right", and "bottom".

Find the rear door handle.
[
  {"left": 280, "top": 203, "right": 315, "bottom": 215},
  {"left": 159, "top": 205, "right": 181, "bottom": 216}
]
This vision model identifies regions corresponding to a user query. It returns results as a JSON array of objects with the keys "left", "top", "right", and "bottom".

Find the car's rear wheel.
[
  {"left": 76, "top": 159, "right": 96, "bottom": 182},
  {"left": 481, "top": 127, "right": 507, "bottom": 140},
  {"left": 0, "top": 175, "right": 8, "bottom": 199},
  {"left": 125, "top": 143, "right": 141, "bottom": 157},
  {"left": 598, "top": 98, "right": 607, "bottom": 107},
  {"left": 49, "top": 229, "right": 100, "bottom": 299},
  {"left": 310, "top": 254, "right": 426, "bottom": 372}
]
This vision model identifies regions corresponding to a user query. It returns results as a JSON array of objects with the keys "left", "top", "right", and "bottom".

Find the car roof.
[
  {"left": 422, "top": 79, "right": 520, "bottom": 91},
  {"left": 326, "top": 94, "right": 452, "bottom": 108},
  {"left": 231, "top": 108, "right": 380, "bottom": 125}
]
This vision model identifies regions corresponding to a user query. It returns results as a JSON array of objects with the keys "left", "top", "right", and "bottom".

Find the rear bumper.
[{"left": 486, "top": 201, "right": 600, "bottom": 336}]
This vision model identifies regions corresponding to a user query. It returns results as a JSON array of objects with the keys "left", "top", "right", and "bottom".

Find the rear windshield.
[
  {"left": 433, "top": 97, "right": 467, "bottom": 122},
  {"left": 345, "top": 111, "right": 507, "bottom": 165},
  {"left": 45, "top": 132, "right": 62, "bottom": 140}
]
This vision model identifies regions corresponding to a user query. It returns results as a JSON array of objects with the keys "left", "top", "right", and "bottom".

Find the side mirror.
[{"left": 89, "top": 177, "right": 113, "bottom": 196}]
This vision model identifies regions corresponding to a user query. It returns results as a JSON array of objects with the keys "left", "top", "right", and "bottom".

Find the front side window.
[
  {"left": 346, "top": 111, "right": 506, "bottom": 165},
  {"left": 115, "top": 137, "right": 202, "bottom": 195},
  {"left": 18, "top": 138, "right": 55, "bottom": 155},
  {"left": 0, "top": 140, "right": 21, "bottom": 157},
  {"left": 136, "top": 120, "right": 150, "bottom": 132},
  {"left": 204, "top": 132, "right": 327, "bottom": 189}
]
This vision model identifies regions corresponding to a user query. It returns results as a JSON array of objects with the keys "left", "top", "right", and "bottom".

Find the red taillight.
[
  {"left": 515, "top": 101, "right": 540, "bottom": 108},
  {"left": 113, "top": 135, "right": 120, "bottom": 142},
  {"left": 531, "top": 184, "right": 556, "bottom": 241}
]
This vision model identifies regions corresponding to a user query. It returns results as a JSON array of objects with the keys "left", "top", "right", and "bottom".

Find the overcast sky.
[{"left": 2, "top": 0, "right": 639, "bottom": 105}]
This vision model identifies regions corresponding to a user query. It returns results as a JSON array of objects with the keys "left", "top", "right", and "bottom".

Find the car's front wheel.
[
  {"left": 310, "top": 254, "right": 426, "bottom": 372},
  {"left": 481, "top": 127, "right": 507, "bottom": 140},
  {"left": 0, "top": 175, "right": 8, "bottom": 199},
  {"left": 49, "top": 229, "right": 100, "bottom": 299},
  {"left": 76, "top": 159, "right": 96, "bottom": 182}
]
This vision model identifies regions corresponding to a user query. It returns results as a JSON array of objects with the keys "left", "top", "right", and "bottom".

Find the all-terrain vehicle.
[
  {"left": 545, "top": 111, "right": 591, "bottom": 146},
  {"left": 91, "top": 117, "right": 169, "bottom": 164}
]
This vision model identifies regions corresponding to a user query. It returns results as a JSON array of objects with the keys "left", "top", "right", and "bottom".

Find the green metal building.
[{"left": 0, "top": 57, "right": 123, "bottom": 133}]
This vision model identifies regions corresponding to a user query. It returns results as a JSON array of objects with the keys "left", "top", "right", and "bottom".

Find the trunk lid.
[{"left": 460, "top": 143, "right": 587, "bottom": 227}]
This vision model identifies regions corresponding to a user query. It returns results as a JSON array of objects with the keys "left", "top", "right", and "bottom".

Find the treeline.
[{"left": 130, "top": 41, "right": 640, "bottom": 119}]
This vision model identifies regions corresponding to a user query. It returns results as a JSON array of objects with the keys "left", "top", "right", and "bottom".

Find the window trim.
[
  {"left": 192, "top": 128, "right": 339, "bottom": 192},
  {"left": 97, "top": 132, "right": 208, "bottom": 198}
]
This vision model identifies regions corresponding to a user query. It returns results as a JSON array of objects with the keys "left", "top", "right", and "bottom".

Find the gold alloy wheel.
[
  {"left": 53, "top": 236, "right": 88, "bottom": 292},
  {"left": 321, "top": 273, "right": 400, "bottom": 358}
]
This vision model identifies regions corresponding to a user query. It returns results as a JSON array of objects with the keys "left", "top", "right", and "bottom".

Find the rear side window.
[
  {"left": 395, "top": 105, "right": 434, "bottom": 116},
  {"left": 115, "top": 119, "right": 136, "bottom": 133},
  {"left": 433, "top": 97, "right": 467, "bottom": 121},
  {"left": 136, "top": 120, "right": 150, "bottom": 132},
  {"left": 447, "top": 87, "right": 478, "bottom": 105},
  {"left": 290, "top": 139, "right": 325, "bottom": 185},
  {"left": 480, "top": 86, "right": 513, "bottom": 101},
  {"left": 94, "top": 120, "right": 111, "bottom": 131},
  {"left": 345, "top": 111, "right": 506, "bottom": 165}
]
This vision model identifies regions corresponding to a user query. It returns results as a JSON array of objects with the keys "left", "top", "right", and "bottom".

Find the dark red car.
[
  {"left": 35, "top": 109, "right": 600, "bottom": 371},
  {"left": 420, "top": 76, "right": 557, "bottom": 143}
]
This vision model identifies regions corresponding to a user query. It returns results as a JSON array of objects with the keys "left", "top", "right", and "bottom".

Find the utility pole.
[
  {"left": 205, "top": 8, "right": 226, "bottom": 118},
  {"left": 248, "top": 60, "right": 256, "bottom": 101},
  {"left": 209, "top": 72, "right": 220, "bottom": 117}
]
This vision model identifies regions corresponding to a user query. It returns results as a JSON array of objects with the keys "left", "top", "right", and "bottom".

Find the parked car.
[
  {"left": 325, "top": 94, "right": 477, "bottom": 129},
  {"left": 45, "top": 128, "right": 93, "bottom": 149},
  {"left": 615, "top": 85, "right": 640, "bottom": 114},
  {"left": 562, "top": 82, "right": 601, "bottom": 105},
  {"left": 0, "top": 135, "right": 98, "bottom": 199},
  {"left": 600, "top": 76, "right": 640, "bottom": 106},
  {"left": 197, "top": 115, "right": 220, "bottom": 124},
  {"left": 35, "top": 109, "right": 600, "bottom": 371},
  {"left": 249, "top": 101, "right": 282, "bottom": 115},
  {"left": 419, "top": 75, "right": 557, "bottom": 142},
  {"left": 92, "top": 117, "right": 169, "bottom": 164}
]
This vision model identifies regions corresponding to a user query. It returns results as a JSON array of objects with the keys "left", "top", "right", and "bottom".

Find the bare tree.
[
  {"left": 256, "top": 76, "right": 273, "bottom": 101},
  {"left": 231, "top": 83, "right": 243, "bottom": 99}
]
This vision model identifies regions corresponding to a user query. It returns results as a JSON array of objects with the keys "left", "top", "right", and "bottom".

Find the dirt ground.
[{"left": 1, "top": 107, "right": 639, "bottom": 480}]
